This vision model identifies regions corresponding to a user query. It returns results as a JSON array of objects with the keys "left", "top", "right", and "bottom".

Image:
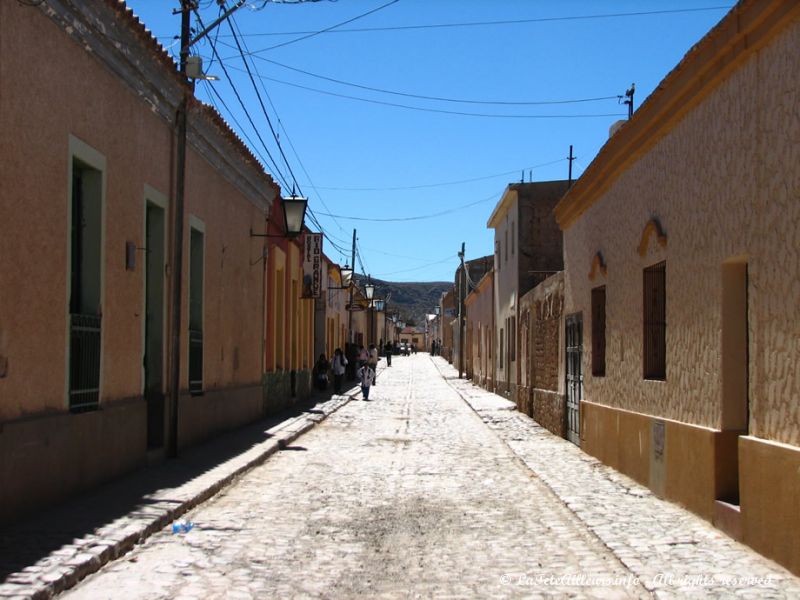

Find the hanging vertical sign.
[{"left": 302, "top": 233, "right": 323, "bottom": 298}]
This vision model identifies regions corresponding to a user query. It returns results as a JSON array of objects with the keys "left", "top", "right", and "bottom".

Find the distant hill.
[{"left": 354, "top": 276, "right": 451, "bottom": 327}]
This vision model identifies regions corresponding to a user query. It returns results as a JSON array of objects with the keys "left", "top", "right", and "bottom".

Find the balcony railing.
[{"left": 69, "top": 313, "right": 101, "bottom": 412}]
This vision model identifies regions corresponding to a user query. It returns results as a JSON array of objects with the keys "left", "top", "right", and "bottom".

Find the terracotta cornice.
[{"left": 554, "top": 0, "right": 800, "bottom": 230}]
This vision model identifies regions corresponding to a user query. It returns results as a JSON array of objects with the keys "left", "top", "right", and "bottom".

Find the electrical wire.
[
  {"left": 212, "top": 67, "right": 627, "bottom": 119},
  {"left": 355, "top": 238, "right": 370, "bottom": 280},
  {"left": 211, "top": 6, "right": 733, "bottom": 38},
  {"left": 315, "top": 192, "right": 505, "bottom": 222},
  {"left": 226, "top": 16, "right": 303, "bottom": 195},
  {"left": 212, "top": 49, "right": 620, "bottom": 107},
  {"left": 301, "top": 158, "right": 567, "bottom": 192},
  {"left": 193, "top": 12, "right": 292, "bottom": 190},
  {"left": 374, "top": 254, "right": 458, "bottom": 278},
  {"left": 256, "top": 0, "right": 401, "bottom": 53},
  {"left": 229, "top": 12, "right": 353, "bottom": 257},
  {"left": 358, "top": 245, "right": 438, "bottom": 262},
  {"left": 229, "top": 14, "right": 345, "bottom": 233},
  {"left": 201, "top": 80, "right": 281, "bottom": 177}
]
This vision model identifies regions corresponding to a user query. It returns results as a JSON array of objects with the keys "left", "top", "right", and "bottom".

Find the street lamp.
[
  {"left": 340, "top": 264, "right": 353, "bottom": 287},
  {"left": 281, "top": 195, "right": 307, "bottom": 237},
  {"left": 250, "top": 196, "right": 308, "bottom": 239},
  {"left": 364, "top": 278, "right": 374, "bottom": 346}
]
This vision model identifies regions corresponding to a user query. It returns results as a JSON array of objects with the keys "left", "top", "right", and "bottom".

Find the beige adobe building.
[
  {"left": 555, "top": 0, "right": 800, "bottom": 574},
  {"left": 487, "top": 181, "right": 569, "bottom": 403},
  {"left": 464, "top": 270, "right": 495, "bottom": 388},
  {"left": 0, "top": 1, "right": 280, "bottom": 522}
]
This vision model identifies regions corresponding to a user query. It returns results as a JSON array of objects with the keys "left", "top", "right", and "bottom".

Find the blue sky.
[{"left": 126, "top": 0, "right": 733, "bottom": 282}]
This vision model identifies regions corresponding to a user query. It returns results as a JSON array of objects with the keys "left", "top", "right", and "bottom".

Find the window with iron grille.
[
  {"left": 591, "top": 286, "right": 606, "bottom": 377},
  {"left": 643, "top": 262, "right": 666, "bottom": 380},
  {"left": 69, "top": 160, "right": 103, "bottom": 412}
]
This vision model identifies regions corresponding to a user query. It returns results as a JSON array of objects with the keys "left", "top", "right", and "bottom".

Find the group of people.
[{"left": 313, "top": 343, "right": 380, "bottom": 401}]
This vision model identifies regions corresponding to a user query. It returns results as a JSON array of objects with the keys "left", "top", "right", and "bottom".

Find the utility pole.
[
  {"left": 347, "top": 228, "right": 356, "bottom": 344},
  {"left": 458, "top": 242, "right": 465, "bottom": 379},
  {"left": 167, "top": 1, "right": 192, "bottom": 459},
  {"left": 567, "top": 145, "right": 576, "bottom": 187},
  {"left": 624, "top": 83, "right": 635, "bottom": 119},
  {"left": 167, "top": 0, "right": 246, "bottom": 459}
]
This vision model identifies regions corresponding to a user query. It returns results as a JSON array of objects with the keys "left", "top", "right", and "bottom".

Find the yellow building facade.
[{"left": 555, "top": 0, "right": 800, "bottom": 573}]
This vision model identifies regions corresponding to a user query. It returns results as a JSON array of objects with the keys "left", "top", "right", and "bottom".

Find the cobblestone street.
[{"left": 61, "top": 355, "right": 799, "bottom": 599}]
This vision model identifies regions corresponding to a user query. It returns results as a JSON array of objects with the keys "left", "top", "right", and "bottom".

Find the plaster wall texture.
[
  {"left": 491, "top": 194, "right": 519, "bottom": 392},
  {"left": 465, "top": 271, "right": 494, "bottom": 388},
  {"left": 0, "top": 2, "right": 274, "bottom": 421},
  {"left": 563, "top": 18, "right": 800, "bottom": 445}
]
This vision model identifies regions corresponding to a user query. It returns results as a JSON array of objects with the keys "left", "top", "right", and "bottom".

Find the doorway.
[
  {"left": 565, "top": 313, "right": 583, "bottom": 446},
  {"left": 144, "top": 202, "right": 166, "bottom": 449},
  {"left": 718, "top": 260, "right": 749, "bottom": 505}
]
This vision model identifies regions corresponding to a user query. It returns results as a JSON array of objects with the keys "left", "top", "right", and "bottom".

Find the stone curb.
[{"left": 0, "top": 386, "right": 365, "bottom": 600}]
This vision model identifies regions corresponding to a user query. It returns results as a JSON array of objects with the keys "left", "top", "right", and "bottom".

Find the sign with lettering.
[{"left": 302, "top": 233, "right": 322, "bottom": 298}]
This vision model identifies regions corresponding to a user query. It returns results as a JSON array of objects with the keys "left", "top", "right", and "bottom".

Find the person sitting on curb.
[{"left": 357, "top": 362, "right": 375, "bottom": 401}]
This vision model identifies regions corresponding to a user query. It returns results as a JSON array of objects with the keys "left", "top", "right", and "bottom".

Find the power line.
[
  {"left": 192, "top": 6, "right": 732, "bottom": 39},
  {"left": 192, "top": 13, "right": 291, "bottom": 190},
  {"left": 208, "top": 64, "right": 627, "bottom": 119},
  {"left": 228, "top": 14, "right": 345, "bottom": 234},
  {"left": 201, "top": 81, "right": 279, "bottom": 176},
  {"left": 225, "top": 15, "right": 303, "bottom": 194},
  {"left": 315, "top": 192, "right": 511, "bottom": 222},
  {"left": 257, "top": 0, "right": 401, "bottom": 52},
  {"left": 374, "top": 254, "right": 458, "bottom": 278},
  {"left": 358, "top": 245, "right": 440, "bottom": 262},
  {"left": 355, "top": 238, "right": 370, "bottom": 281},
  {"left": 214, "top": 50, "right": 619, "bottom": 107},
  {"left": 302, "top": 158, "right": 568, "bottom": 192}
]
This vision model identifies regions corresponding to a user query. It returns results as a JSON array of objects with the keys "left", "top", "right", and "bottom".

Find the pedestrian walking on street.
[
  {"left": 368, "top": 343, "right": 379, "bottom": 385},
  {"left": 384, "top": 341, "right": 392, "bottom": 366},
  {"left": 357, "top": 363, "right": 375, "bottom": 400},
  {"left": 357, "top": 345, "right": 368, "bottom": 370},
  {"left": 331, "top": 348, "right": 347, "bottom": 394}
]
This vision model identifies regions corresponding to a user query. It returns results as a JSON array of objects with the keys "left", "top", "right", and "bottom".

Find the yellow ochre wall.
[{"left": 560, "top": 2, "right": 800, "bottom": 574}]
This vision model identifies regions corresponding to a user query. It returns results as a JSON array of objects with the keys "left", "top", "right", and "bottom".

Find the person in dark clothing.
[
  {"left": 384, "top": 341, "right": 393, "bottom": 366},
  {"left": 345, "top": 343, "right": 358, "bottom": 381},
  {"left": 313, "top": 354, "right": 330, "bottom": 391}
]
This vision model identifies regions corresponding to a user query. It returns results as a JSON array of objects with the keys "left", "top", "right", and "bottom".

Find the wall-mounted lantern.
[
  {"left": 340, "top": 264, "right": 353, "bottom": 287},
  {"left": 364, "top": 279, "right": 375, "bottom": 301},
  {"left": 250, "top": 195, "right": 308, "bottom": 239}
]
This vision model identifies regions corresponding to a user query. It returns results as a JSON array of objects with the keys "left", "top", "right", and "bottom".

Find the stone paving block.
[{"left": 0, "top": 389, "right": 359, "bottom": 599}]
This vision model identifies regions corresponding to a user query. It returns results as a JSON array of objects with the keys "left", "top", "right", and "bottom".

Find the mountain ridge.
[{"left": 354, "top": 276, "right": 451, "bottom": 327}]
